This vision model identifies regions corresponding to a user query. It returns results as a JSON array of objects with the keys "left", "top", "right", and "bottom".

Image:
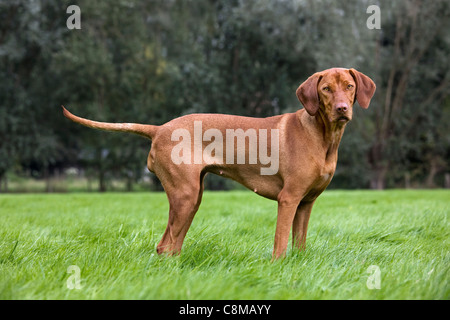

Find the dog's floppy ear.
[
  {"left": 296, "top": 72, "right": 322, "bottom": 116},
  {"left": 349, "top": 68, "right": 376, "bottom": 109}
]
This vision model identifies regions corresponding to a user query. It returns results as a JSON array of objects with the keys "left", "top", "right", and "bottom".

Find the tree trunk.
[
  {"left": 45, "top": 167, "right": 53, "bottom": 193},
  {"left": 426, "top": 156, "right": 445, "bottom": 188},
  {"left": 126, "top": 175, "right": 133, "bottom": 192},
  {"left": 445, "top": 174, "right": 450, "bottom": 189},
  {"left": 425, "top": 159, "right": 437, "bottom": 188},
  {"left": 99, "top": 169, "right": 107, "bottom": 192},
  {"left": 404, "top": 172, "right": 411, "bottom": 189},
  {"left": 368, "top": 142, "right": 388, "bottom": 190},
  {"left": 370, "top": 167, "right": 387, "bottom": 190},
  {"left": 0, "top": 172, "right": 7, "bottom": 193}
]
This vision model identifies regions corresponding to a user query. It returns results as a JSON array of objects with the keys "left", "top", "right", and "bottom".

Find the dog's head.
[{"left": 296, "top": 68, "right": 376, "bottom": 123}]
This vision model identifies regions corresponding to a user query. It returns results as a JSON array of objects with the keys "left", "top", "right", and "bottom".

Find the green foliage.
[{"left": 0, "top": 0, "right": 448, "bottom": 190}]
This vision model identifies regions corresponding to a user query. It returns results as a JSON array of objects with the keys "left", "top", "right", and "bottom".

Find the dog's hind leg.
[
  {"left": 156, "top": 170, "right": 206, "bottom": 255},
  {"left": 292, "top": 200, "right": 315, "bottom": 251}
]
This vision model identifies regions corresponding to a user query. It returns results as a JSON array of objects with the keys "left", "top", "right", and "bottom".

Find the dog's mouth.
[{"left": 337, "top": 116, "right": 350, "bottom": 123}]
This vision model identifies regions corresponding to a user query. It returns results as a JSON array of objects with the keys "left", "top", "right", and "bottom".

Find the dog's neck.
[
  {"left": 300, "top": 108, "right": 347, "bottom": 160},
  {"left": 316, "top": 108, "right": 346, "bottom": 145}
]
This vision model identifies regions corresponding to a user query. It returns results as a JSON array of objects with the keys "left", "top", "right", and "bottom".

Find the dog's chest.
[
  {"left": 320, "top": 159, "right": 337, "bottom": 183},
  {"left": 303, "top": 161, "right": 336, "bottom": 202},
  {"left": 316, "top": 169, "right": 334, "bottom": 189},
  {"left": 320, "top": 172, "right": 332, "bottom": 183}
]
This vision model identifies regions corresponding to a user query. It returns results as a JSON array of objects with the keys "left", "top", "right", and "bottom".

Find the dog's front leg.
[{"left": 272, "top": 193, "right": 301, "bottom": 259}]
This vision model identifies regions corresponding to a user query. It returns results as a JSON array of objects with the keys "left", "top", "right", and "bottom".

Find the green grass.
[{"left": 0, "top": 190, "right": 448, "bottom": 299}]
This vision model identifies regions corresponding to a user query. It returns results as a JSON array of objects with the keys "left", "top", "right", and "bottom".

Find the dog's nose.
[{"left": 335, "top": 103, "right": 349, "bottom": 113}]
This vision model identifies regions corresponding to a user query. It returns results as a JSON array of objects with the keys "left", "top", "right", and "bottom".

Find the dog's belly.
[{"left": 206, "top": 165, "right": 282, "bottom": 200}]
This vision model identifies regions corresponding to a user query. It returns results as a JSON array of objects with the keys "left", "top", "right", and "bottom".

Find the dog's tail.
[{"left": 62, "top": 106, "right": 158, "bottom": 140}]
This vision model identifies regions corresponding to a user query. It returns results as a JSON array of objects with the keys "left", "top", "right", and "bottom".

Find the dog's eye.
[
  {"left": 347, "top": 84, "right": 354, "bottom": 89},
  {"left": 323, "top": 86, "right": 330, "bottom": 92}
]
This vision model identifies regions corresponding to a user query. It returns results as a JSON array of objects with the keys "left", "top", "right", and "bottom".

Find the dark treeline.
[{"left": 0, "top": 0, "right": 449, "bottom": 192}]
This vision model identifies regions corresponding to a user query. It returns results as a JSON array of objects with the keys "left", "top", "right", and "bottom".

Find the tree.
[
  {"left": 306, "top": 0, "right": 449, "bottom": 189},
  {"left": 0, "top": 0, "right": 448, "bottom": 191},
  {"left": 367, "top": 0, "right": 450, "bottom": 189},
  {"left": 0, "top": 0, "right": 68, "bottom": 191}
]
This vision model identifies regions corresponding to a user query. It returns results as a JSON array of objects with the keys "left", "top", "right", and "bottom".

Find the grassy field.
[{"left": 0, "top": 190, "right": 448, "bottom": 300}]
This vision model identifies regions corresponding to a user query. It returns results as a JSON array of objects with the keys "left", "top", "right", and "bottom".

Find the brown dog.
[{"left": 62, "top": 67, "right": 375, "bottom": 259}]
